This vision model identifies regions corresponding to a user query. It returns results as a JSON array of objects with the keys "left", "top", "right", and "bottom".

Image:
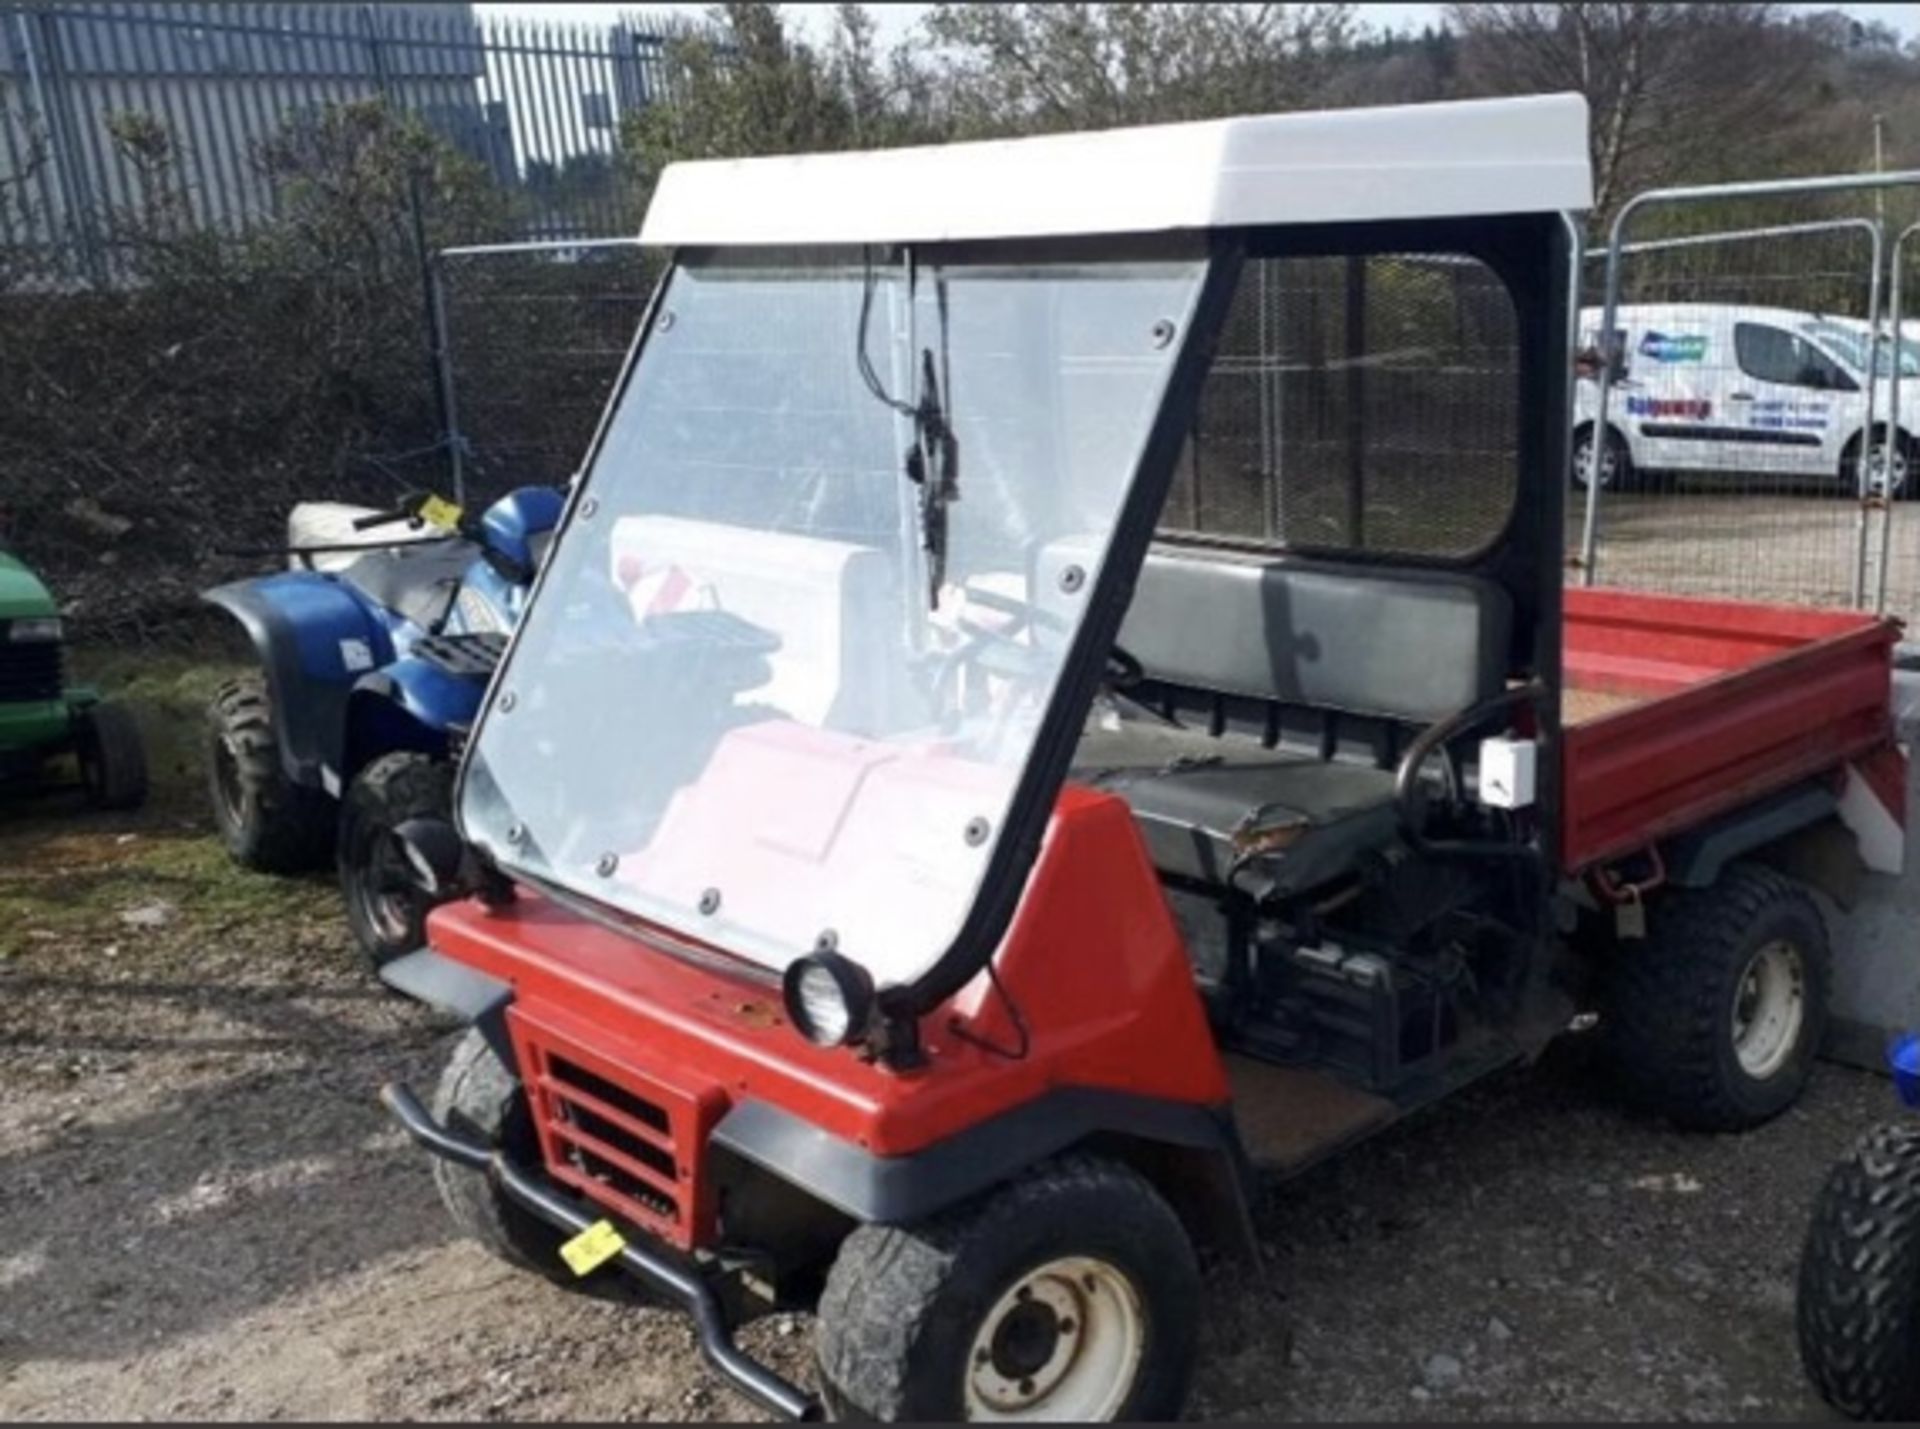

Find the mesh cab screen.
[{"left": 1165, "top": 254, "right": 1520, "bottom": 561}]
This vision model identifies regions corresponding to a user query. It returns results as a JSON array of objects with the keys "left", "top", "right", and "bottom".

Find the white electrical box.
[{"left": 1478, "top": 736, "right": 1538, "bottom": 810}]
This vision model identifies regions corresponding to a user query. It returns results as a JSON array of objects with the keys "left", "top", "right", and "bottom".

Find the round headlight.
[{"left": 782, "top": 951, "right": 875, "bottom": 1048}]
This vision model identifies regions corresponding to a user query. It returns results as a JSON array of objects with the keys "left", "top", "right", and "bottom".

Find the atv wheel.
[
  {"left": 339, "top": 752, "right": 454, "bottom": 971},
  {"left": 76, "top": 701, "right": 147, "bottom": 810},
  {"left": 431, "top": 1028, "right": 574, "bottom": 1283},
  {"left": 1602, "top": 863, "right": 1829, "bottom": 1132},
  {"left": 815, "top": 1156, "right": 1199, "bottom": 1422},
  {"left": 206, "top": 674, "right": 333, "bottom": 872},
  {"left": 1798, "top": 1120, "right": 1920, "bottom": 1420}
]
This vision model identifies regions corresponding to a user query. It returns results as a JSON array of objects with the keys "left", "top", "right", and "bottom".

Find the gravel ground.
[
  {"left": 0, "top": 666, "right": 1894, "bottom": 1423},
  {"left": 1569, "top": 492, "right": 1920, "bottom": 620}
]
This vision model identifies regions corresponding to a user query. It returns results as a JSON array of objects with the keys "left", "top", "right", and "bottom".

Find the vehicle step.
[{"left": 1224, "top": 1053, "right": 1397, "bottom": 1178}]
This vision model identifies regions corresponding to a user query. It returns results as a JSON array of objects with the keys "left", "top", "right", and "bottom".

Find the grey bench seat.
[
  {"left": 1060, "top": 545, "right": 1511, "bottom": 900},
  {"left": 1072, "top": 719, "right": 1399, "bottom": 898}
]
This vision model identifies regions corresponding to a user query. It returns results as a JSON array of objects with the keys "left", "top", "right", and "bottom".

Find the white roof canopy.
[{"left": 641, "top": 94, "right": 1593, "bottom": 248}]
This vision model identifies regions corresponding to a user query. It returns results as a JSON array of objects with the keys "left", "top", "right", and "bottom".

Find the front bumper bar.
[{"left": 380, "top": 1082, "right": 822, "bottom": 1421}]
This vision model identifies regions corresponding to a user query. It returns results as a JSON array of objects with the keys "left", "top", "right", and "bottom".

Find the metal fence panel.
[
  {"left": 1574, "top": 219, "right": 1884, "bottom": 612},
  {"left": 1164, "top": 250, "right": 1522, "bottom": 564},
  {"left": 0, "top": 1, "right": 690, "bottom": 284},
  {"left": 1888, "top": 223, "right": 1920, "bottom": 619},
  {"left": 1578, "top": 170, "right": 1920, "bottom": 622}
]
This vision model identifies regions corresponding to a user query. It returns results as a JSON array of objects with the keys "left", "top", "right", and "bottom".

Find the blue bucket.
[{"left": 1889, "top": 1034, "right": 1920, "bottom": 1108}]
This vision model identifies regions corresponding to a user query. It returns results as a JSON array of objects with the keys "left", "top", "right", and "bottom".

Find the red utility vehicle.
[{"left": 377, "top": 95, "right": 1905, "bottom": 1421}]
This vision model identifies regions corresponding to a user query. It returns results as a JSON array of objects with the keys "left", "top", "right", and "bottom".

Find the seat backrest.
[{"left": 1117, "top": 548, "right": 1512, "bottom": 725}]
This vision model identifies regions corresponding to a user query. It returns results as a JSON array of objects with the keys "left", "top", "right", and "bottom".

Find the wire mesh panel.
[
  {"left": 1883, "top": 230, "right": 1920, "bottom": 623},
  {"left": 1575, "top": 221, "right": 1885, "bottom": 612},
  {"left": 438, "top": 241, "right": 664, "bottom": 506},
  {"left": 1165, "top": 253, "right": 1519, "bottom": 562}
]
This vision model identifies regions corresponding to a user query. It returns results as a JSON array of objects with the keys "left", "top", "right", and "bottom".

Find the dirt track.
[{"left": 0, "top": 659, "right": 1893, "bottom": 1422}]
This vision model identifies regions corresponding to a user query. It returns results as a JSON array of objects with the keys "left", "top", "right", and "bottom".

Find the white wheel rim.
[
  {"left": 963, "top": 1255, "right": 1145, "bottom": 1422},
  {"left": 1867, "top": 446, "right": 1908, "bottom": 497},
  {"left": 1576, "top": 434, "right": 1613, "bottom": 489},
  {"left": 1732, "top": 938, "right": 1806, "bottom": 1079}
]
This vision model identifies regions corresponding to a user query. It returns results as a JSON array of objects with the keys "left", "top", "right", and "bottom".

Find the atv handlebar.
[{"left": 351, "top": 507, "right": 420, "bottom": 533}]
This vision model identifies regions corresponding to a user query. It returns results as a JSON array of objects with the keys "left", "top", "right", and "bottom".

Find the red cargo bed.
[{"left": 1560, "top": 588, "right": 1901, "bottom": 874}]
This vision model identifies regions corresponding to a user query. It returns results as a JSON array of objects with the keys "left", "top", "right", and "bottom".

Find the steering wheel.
[{"left": 922, "top": 584, "right": 1062, "bottom": 716}]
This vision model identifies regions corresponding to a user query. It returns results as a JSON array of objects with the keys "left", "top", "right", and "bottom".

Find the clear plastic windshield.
[{"left": 459, "top": 245, "right": 1206, "bottom": 988}]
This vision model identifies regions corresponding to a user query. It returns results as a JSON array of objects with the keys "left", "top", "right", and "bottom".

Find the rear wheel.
[
  {"left": 431, "top": 1028, "right": 574, "bottom": 1283},
  {"left": 1841, "top": 428, "right": 1916, "bottom": 500},
  {"left": 1798, "top": 1120, "right": 1920, "bottom": 1419},
  {"left": 76, "top": 701, "right": 147, "bottom": 810},
  {"left": 1602, "top": 863, "right": 1829, "bottom": 1131},
  {"left": 338, "top": 751, "right": 454, "bottom": 970},
  {"left": 815, "top": 1156, "right": 1199, "bottom": 1422},
  {"left": 206, "top": 674, "right": 333, "bottom": 872}
]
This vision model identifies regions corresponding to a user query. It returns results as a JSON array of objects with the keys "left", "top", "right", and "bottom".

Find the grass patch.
[
  {"left": 0, "top": 822, "right": 331, "bottom": 960},
  {"left": 0, "top": 648, "right": 334, "bottom": 961},
  {"left": 67, "top": 645, "right": 250, "bottom": 808}
]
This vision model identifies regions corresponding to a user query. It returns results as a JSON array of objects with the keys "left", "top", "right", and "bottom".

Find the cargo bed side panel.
[{"left": 1561, "top": 591, "right": 1898, "bottom": 874}]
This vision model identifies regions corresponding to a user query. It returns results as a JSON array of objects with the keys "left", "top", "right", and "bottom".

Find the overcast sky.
[{"left": 479, "top": 2, "right": 1920, "bottom": 45}]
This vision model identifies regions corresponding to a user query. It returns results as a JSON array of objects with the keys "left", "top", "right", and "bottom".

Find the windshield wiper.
[
  {"left": 857, "top": 250, "right": 959, "bottom": 608},
  {"left": 906, "top": 344, "right": 958, "bottom": 604}
]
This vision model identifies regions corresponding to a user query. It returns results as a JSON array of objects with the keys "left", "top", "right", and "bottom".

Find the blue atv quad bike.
[
  {"left": 1797, "top": 1037, "right": 1920, "bottom": 1419},
  {"left": 202, "top": 485, "right": 562, "bottom": 970}
]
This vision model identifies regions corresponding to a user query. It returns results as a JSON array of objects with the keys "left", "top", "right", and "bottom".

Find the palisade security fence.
[{"left": 0, "top": 1, "right": 691, "bottom": 285}]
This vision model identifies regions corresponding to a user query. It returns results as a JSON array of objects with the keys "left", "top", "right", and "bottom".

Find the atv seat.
[
  {"left": 336, "top": 539, "right": 474, "bottom": 632},
  {"left": 1067, "top": 547, "right": 1512, "bottom": 898}
]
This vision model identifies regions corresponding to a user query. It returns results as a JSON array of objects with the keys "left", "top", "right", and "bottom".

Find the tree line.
[
  {"left": 5, "top": 2, "right": 1915, "bottom": 639},
  {"left": 626, "top": 2, "right": 1920, "bottom": 229}
]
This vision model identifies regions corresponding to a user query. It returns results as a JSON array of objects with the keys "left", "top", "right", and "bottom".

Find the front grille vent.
[{"left": 0, "top": 640, "right": 63, "bottom": 703}]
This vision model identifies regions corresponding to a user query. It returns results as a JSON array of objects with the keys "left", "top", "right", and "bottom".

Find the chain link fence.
[{"left": 433, "top": 237, "right": 663, "bottom": 508}]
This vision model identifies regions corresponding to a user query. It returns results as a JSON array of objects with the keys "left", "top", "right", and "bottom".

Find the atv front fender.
[
  {"left": 203, "top": 573, "right": 397, "bottom": 789},
  {"left": 340, "top": 652, "right": 487, "bottom": 784}
]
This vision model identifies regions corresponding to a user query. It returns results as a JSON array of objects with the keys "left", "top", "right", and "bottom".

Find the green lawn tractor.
[{"left": 0, "top": 545, "right": 147, "bottom": 809}]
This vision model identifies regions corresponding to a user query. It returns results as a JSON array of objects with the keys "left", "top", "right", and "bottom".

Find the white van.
[{"left": 1573, "top": 303, "right": 1918, "bottom": 495}]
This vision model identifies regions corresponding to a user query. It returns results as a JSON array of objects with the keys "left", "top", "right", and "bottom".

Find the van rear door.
[{"left": 1622, "top": 317, "right": 1717, "bottom": 474}]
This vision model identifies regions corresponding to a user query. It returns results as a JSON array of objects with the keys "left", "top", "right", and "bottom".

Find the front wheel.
[
  {"left": 430, "top": 1029, "right": 575, "bottom": 1282},
  {"left": 206, "top": 674, "right": 334, "bottom": 872},
  {"left": 815, "top": 1156, "right": 1199, "bottom": 1422},
  {"left": 76, "top": 701, "right": 148, "bottom": 810},
  {"left": 1573, "top": 423, "right": 1635, "bottom": 492},
  {"left": 339, "top": 751, "right": 455, "bottom": 971},
  {"left": 1798, "top": 1121, "right": 1920, "bottom": 1419}
]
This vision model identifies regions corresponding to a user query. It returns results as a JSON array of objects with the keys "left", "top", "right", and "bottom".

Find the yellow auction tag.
[
  {"left": 417, "top": 495, "right": 464, "bottom": 533},
  {"left": 559, "top": 1219, "right": 626, "bottom": 1277}
]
